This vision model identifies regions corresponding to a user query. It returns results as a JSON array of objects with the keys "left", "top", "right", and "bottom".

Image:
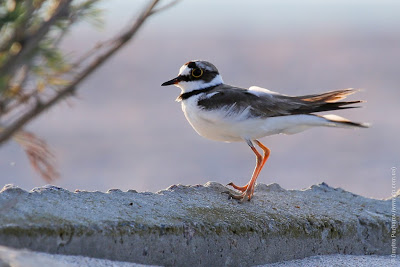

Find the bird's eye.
[{"left": 191, "top": 68, "right": 203, "bottom": 78}]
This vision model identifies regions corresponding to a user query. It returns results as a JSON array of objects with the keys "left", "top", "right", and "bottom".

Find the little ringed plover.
[{"left": 161, "top": 60, "right": 368, "bottom": 201}]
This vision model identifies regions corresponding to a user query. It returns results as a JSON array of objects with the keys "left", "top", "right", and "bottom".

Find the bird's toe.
[{"left": 227, "top": 182, "right": 248, "bottom": 192}]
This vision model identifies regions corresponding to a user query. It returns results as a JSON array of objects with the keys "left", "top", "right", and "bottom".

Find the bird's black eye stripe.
[{"left": 178, "top": 75, "right": 195, "bottom": 82}]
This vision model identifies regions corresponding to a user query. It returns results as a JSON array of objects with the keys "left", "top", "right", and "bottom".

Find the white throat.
[{"left": 175, "top": 75, "right": 224, "bottom": 93}]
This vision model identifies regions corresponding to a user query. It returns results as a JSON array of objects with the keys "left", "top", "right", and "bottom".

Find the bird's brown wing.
[{"left": 197, "top": 86, "right": 363, "bottom": 118}]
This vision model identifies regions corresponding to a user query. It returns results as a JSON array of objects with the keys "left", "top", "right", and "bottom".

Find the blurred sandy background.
[{"left": 1, "top": 0, "right": 399, "bottom": 199}]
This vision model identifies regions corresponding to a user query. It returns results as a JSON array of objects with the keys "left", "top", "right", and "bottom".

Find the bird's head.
[{"left": 161, "top": 60, "right": 224, "bottom": 93}]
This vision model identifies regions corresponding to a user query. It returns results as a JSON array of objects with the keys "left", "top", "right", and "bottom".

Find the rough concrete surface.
[
  {"left": 0, "top": 245, "right": 397, "bottom": 267},
  {"left": 0, "top": 245, "right": 156, "bottom": 267},
  {"left": 261, "top": 254, "right": 397, "bottom": 267},
  {"left": 0, "top": 182, "right": 398, "bottom": 266}
]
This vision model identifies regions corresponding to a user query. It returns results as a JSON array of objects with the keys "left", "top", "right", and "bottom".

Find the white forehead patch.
[{"left": 179, "top": 64, "right": 191, "bottom": 76}]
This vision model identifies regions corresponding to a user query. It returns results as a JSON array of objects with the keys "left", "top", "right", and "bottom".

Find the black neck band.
[{"left": 178, "top": 85, "right": 219, "bottom": 101}]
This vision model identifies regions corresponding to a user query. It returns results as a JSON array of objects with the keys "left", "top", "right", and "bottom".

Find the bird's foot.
[
  {"left": 222, "top": 187, "right": 254, "bottom": 202},
  {"left": 227, "top": 182, "right": 248, "bottom": 192}
]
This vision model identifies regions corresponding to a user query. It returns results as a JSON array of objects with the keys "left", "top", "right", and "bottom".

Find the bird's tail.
[
  {"left": 301, "top": 88, "right": 359, "bottom": 103},
  {"left": 321, "top": 114, "right": 369, "bottom": 128}
]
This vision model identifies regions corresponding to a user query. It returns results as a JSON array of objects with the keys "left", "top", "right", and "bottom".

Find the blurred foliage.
[
  {"left": 0, "top": 0, "right": 174, "bottom": 182},
  {"left": 0, "top": 0, "right": 104, "bottom": 181},
  {"left": 0, "top": 0, "right": 103, "bottom": 105}
]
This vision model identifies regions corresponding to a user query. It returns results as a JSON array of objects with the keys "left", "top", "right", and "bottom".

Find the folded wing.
[{"left": 197, "top": 86, "right": 364, "bottom": 119}]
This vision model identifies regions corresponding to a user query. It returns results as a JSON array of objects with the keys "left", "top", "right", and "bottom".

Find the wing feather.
[{"left": 197, "top": 86, "right": 363, "bottom": 118}]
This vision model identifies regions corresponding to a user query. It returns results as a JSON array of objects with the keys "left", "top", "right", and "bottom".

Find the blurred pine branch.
[{"left": 0, "top": 0, "right": 180, "bottom": 182}]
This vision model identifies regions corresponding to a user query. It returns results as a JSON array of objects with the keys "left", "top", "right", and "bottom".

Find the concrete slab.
[{"left": 0, "top": 182, "right": 398, "bottom": 266}]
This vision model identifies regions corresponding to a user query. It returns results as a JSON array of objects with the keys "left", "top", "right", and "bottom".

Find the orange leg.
[{"left": 227, "top": 140, "right": 271, "bottom": 201}]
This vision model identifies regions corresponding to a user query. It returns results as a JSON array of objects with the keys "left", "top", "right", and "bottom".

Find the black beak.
[{"left": 161, "top": 76, "right": 180, "bottom": 86}]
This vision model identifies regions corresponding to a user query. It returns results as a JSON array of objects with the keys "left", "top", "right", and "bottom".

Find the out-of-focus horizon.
[{"left": 1, "top": 0, "right": 399, "bottom": 199}]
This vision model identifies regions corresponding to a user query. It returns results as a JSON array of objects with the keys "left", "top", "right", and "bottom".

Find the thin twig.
[
  {"left": 1, "top": 88, "right": 39, "bottom": 117},
  {"left": 148, "top": 0, "right": 181, "bottom": 16},
  {"left": 71, "top": 38, "right": 115, "bottom": 68}
]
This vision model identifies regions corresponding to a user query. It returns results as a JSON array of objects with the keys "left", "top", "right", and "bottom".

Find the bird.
[{"left": 161, "top": 60, "right": 368, "bottom": 201}]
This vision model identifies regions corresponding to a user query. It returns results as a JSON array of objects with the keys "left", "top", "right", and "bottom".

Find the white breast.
[{"left": 181, "top": 95, "right": 267, "bottom": 142}]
